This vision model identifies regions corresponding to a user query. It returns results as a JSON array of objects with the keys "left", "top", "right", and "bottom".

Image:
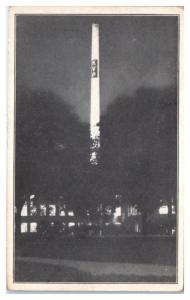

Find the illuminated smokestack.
[{"left": 90, "top": 24, "right": 100, "bottom": 165}]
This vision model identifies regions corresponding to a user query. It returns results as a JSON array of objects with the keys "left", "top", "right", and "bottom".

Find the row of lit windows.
[
  {"left": 21, "top": 222, "right": 38, "bottom": 233},
  {"left": 21, "top": 203, "right": 141, "bottom": 220},
  {"left": 21, "top": 221, "right": 77, "bottom": 233},
  {"left": 21, "top": 202, "right": 74, "bottom": 217},
  {"left": 21, "top": 201, "right": 176, "bottom": 220},
  {"left": 21, "top": 221, "right": 142, "bottom": 234}
]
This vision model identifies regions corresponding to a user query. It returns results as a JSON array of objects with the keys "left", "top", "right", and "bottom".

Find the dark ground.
[
  {"left": 16, "top": 235, "right": 176, "bottom": 265},
  {"left": 15, "top": 236, "right": 176, "bottom": 282},
  {"left": 15, "top": 261, "right": 175, "bottom": 282}
]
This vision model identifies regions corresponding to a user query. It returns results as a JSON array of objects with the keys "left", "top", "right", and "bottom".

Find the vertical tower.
[{"left": 90, "top": 24, "right": 100, "bottom": 165}]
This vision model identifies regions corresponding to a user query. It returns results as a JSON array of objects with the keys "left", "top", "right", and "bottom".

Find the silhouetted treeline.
[{"left": 15, "top": 86, "right": 177, "bottom": 235}]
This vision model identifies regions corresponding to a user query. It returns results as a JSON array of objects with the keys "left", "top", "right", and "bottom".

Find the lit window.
[
  {"left": 132, "top": 207, "right": 138, "bottom": 216},
  {"left": 40, "top": 205, "right": 46, "bottom": 216},
  {"left": 30, "top": 194, "right": 35, "bottom": 200},
  {"left": 49, "top": 205, "right": 56, "bottom": 216},
  {"left": 135, "top": 223, "right": 140, "bottom": 233},
  {"left": 113, "top": 206, "right": 122, "bottom": 224},
  {"left": 68, "top": 222, "right": 75, "bottom": 227},
  {"left": 127, "top": 205, "right": 139, "bottom": 216},
  {"left": 30, "top": 201, "right": 37, "bottom": 216},
  {"left": 127, "top": 206, "right": 130, "bottom": 216},
  {"left": 172, "top": 227, "right": 176, "bottom": 235},
  {"left": 172, "top": 205, "right": 176, "bottom": 215},
  {"left": 159, "top": 205, "right": 169, "bottom": 215},
  {"left": 30, "top": 222, "right": 37, "bottom": 232},
  {"left": 60, "top": 210, "right": 66, "bottom": 216},
  {"left": 21, "top": 202, "right": 27, "bottom": 216},
  {"left": 68, "top": 211, "right": 74, "bottom": 216},
  {"left": 21, "top": 222, "right": 28, "bottom": 233},
  {"left": 115, "top": 206, "right": 121, "bottom": 216},
  {"left": 50, "top": 222, "right": 54, "bottom": 226}
]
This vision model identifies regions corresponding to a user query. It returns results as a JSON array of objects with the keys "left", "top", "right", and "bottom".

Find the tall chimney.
[{"left": 90, "top": 24, "right": 100, "bottom": 165}]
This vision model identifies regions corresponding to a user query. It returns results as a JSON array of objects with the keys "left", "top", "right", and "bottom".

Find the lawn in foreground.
[
  {"left": 16, "top": 235, "right": 176, "bottom": 266},
  {"left": 15, "top": 260, "right": 176, "bottom": 283},
  {"left": 15, "top": 236, "right": 177, "bottom": 282}
]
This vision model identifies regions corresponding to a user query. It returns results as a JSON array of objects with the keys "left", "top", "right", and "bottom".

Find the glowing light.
[
  {"left": 21, "top": 222, "right": 28, "bottom": 233},
  {"left": 113, "top": 206, "right": 122, "bottom": 224},
  {"left": 127, "top": 206, "right": 138, "bottom": 216},
  {"left": 30, "top": 194, "right": 35, "bottom": 199},
  {"left": 49, "top": 205, "right": 56, "bottom": 216},
  {"left": 172, "top": 205, "right": 176, "bottom": 215},
  {"left": 159, "top": 205, "right": 169, "bottom": 215},
  {"left": 60, "top": 210, "right": 66, "bottom": 216},
  {"left": 30, "top": 222, "right": 37, "bottom": 232},
  {"left": 68, "top": 211, "right": 74, "bottom": 216},
  {"left": 172, "top": 228, "right": 176, "bottom": 235},
  {"left": 40, "top": 205, "right": 46, "bottom": 216},
  {"left": 115, "top": 206, "right": 121, "bottom": 216},
  {"left": 68, "top": 222, "right": 75, "bottom": 227},
  {"left": 30, "top": 203, "right": 37, "bottom": 216},
  {"left": 135, "top": 223, "right": 140, "bottom": 233},
  {"left": 90, "top": 151, "right": 98, "bottom": 165},
  {"left": 21, "top": 202, "right": 27, "bottom": 216}
]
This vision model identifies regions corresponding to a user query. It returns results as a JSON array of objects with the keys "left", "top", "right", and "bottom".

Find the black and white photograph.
[{"left": 7, "top": 6, "right": 183, "bottom": 292}]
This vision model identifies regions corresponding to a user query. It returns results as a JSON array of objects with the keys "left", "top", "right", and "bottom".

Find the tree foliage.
[
  {"left": 16, "top": 88, "right": 89, "bottom": 213},
  {"left": 100, "top": 86, "right": 177, "bottom": 213}
]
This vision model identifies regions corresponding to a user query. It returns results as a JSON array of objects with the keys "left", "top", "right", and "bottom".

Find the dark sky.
[{"left": 16, "top": 15, "right": 178, "bottom": 122}]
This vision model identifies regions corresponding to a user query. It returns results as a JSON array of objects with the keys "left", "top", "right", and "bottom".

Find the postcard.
[{"left": 7, "top": 6, "right": 183, "bottom": 292}]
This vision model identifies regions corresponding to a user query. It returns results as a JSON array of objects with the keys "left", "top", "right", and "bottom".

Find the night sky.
[{"left": 16, "top": 15, "right": 178, "bottom": 122}]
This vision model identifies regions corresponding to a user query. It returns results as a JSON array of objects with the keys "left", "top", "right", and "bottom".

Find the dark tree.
[
  {"left": 100, "top": 86, "right": 177, "bottom": 232},
  {"left": 15, "top": 87, "right": 89, "bottom": 234}
]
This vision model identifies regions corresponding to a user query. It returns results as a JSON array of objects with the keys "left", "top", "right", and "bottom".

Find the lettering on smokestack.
[{"left": 91, "top": 59, "right": 98, "bottom": 78}]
